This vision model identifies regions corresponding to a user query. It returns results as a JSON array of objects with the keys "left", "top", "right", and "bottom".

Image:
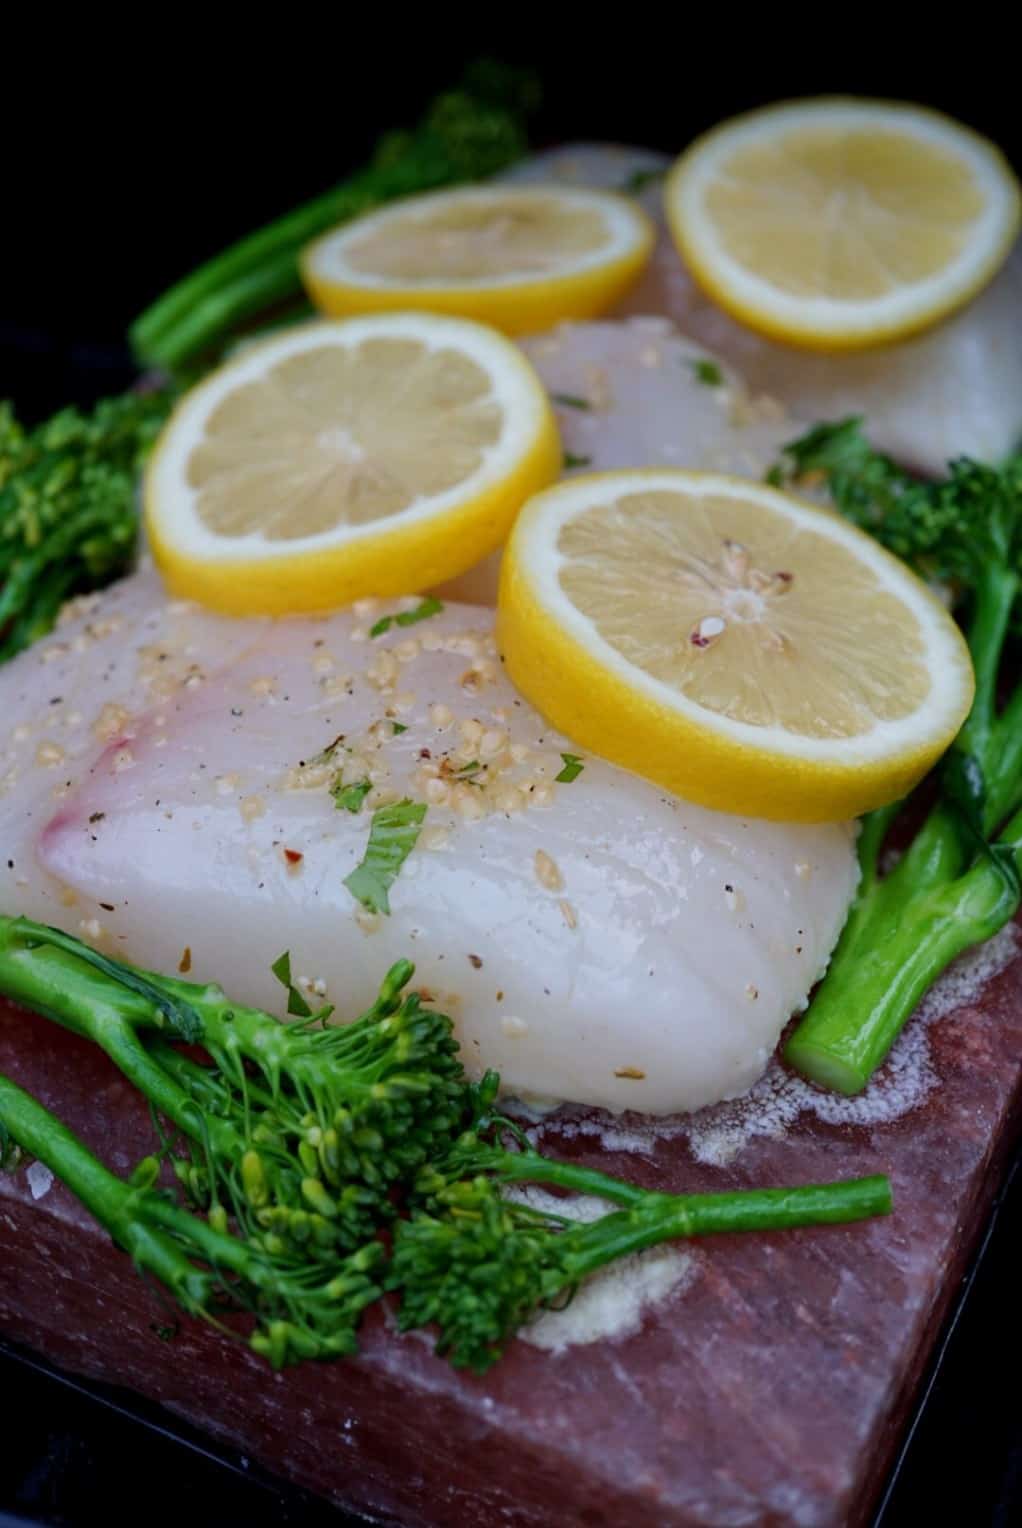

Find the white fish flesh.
[
  {"left": 439, "top": 316, "right": 795, "bottom": 604},
  {"left": 0, "top": 569, "right": 857, "bottom": 1115},
  {"left": 506, "top": 144, "right": 1022, "bottom": 475}
]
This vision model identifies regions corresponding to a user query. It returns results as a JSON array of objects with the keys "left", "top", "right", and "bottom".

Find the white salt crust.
[
  {"left": 506, "top": 1187, "right": 696, "bottom": 1353},
  {"left": 520, "top": 924, "right": 1020, "bottom": 1167}
]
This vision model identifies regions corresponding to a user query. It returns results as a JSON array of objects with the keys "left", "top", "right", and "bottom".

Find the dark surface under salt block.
[{"left": 1, "top": 932, "right": 1021, "bottom": 1528}]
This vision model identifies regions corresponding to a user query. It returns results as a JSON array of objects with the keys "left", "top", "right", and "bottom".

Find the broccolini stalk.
[
  {"left": 130, "top": 71, "right": 536, "bottom": 371},
  {"left": 775, "top": 422, "right": 1022, "bottom": 1093},
  {"left": 391, "top": 1171, "right": 892, "bottom": 1373},
  {"left": 0, "top": 1070, "right": 385, "bottom": 1368},
  {"left": 0, "top": 390, "right": 174, "bottom": 662},
  {"left": 0, "top": 917, "right": 468, "bottom": 1252}
]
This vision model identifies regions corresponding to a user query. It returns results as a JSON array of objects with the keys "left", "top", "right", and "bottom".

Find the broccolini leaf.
[
  {"left": 7, "top": 918, "right": 203, "bottom": 1042},
  {"left": 344, "top": 800, "right": 428, "bottom": 916},
  {"left": 270, "top": 949, "right": 312, "bottom": 1017}
]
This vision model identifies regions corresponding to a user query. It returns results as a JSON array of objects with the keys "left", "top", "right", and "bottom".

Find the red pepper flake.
[
  {"left": 419, "top": 748, "right": 432, "bottom": 760},
  {"left": 690, "top": 632, "right": 710, "bottom": 648},
  {"left": 284, "top": 848, "right": 304, "bottom": 866},
  {"left": 178, "top": 946, "right": 192, "bottom": 974}
]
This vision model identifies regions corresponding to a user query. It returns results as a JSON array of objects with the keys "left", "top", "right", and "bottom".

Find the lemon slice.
[
  {"left": 498, "top": 471, "right": 974, "bottom": 822},
  {"left": 665, "top": 99, "right": 1021, "bottom": 351},
  {"left": 145, "top": 313, "right": 560, "bottom": 615},
  {"left": 300, "top": 185, "right": 654, "bottom": 335}
]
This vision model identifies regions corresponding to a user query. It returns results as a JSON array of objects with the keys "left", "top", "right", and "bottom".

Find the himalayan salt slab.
[{"left": 1, "top": 924, "right": 1020, "bottom": 1527}]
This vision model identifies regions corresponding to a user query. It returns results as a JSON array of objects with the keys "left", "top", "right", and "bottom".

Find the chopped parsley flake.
[
  {"left": 619, "top": 166, "right": 665, "bottom": 195},
  {"left": 332, "top": 778, "right": 372, "bottom": 813},
  {"left": 763, "top": 463, "right": 785, "bottom": 487},
  {"left": 563, "top": 452, "right": 592, "bottom": 470},
  {"left": 369, "top": 597, "right": 444, "bottom": 638},
  {"left": 391, "top": 721, "right": 408, "bottom": 735},
  {"left": 691, "top": 359, "right": 724, "bottom": 387},
  {"left": 344, "top": 799, "right": 427, "bottom": 916},
  {"left": 556, "top": 752, "right": 584, "bottom": 783},
  {"left": 551, "top": 393, "right": 591, "bottom": 411}
]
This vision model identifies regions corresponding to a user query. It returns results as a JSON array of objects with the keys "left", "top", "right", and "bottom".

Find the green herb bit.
[
  {"left": 563, "top": 452, "right": 592, "bottom": 470},
  {"left": 556, "top": 752, "right": 584, "bottom": 783},
  {"left": 763, "top": 464, "right": 785, "bottom": 487},
  {"left": 551, "top": 393, "right": 591, "bottom": 411},
  {"left": 332, "top": 778, "right": 372, "bottom": 813},
  {"left": 691, "top": 358, "right": 724, "bottom": 387},
  {"left": 370, "top": 597, "right": 444, "bottom": 638},
  {"left": 392, "top": 721, "right": 409, "bottom": 735},
  {"left": 619, "top": 167, "right": 665, "bottom": 195},
  {"left": 344, "top": 800, "right": 428, "bottom": 915}
]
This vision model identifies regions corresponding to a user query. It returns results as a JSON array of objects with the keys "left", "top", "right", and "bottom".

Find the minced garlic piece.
[
  {"left": 92, "top": 703, "right": 131, "bottom": 743},
  {"left": 534, "top": 849, "right": 563, "bottom": 893}
]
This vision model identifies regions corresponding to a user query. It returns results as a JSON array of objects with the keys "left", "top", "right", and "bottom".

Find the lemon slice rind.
[
  {"left": 498, "top": 470, "right": 975, "bottom": 822},
  {"left": 666, "top": 99, "right": 1021, "bottom": 351},
  {"left": 301, "top": 185, "right": 655, "bottom": 334},
  {"left": 145, "top": 313, "right": 560, "bottom": 615}
]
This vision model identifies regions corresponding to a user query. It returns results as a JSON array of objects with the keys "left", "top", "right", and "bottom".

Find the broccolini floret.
[
  {"left": 392, "top": 1168, "right": 890, "bottom": 1374},
  {"left": 0, "top": 917, "right": 466, "bottom": 1259},
  {"left": 0, "top": 389, "right": 174, "bottom": 662},
  {"left": 0, "top": 1069, "right": 385, "bottom": 1369}
]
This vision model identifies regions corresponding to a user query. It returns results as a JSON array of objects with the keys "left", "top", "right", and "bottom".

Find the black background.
[
  {"left": 1, "top": 25, "right": 1020, "bottom": 1527},
  {"left": 3, "top": 32, "right": 1022, "bottom": 417}
]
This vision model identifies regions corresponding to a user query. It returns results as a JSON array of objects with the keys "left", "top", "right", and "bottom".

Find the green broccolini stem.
[
  {"left": 785, "top": 816, "right": 1021, "bottom": 1094},
  {"left": 423, "top": 1132, "right": 890, "bottom": 1220},
  {"left": 558, "top": 1175, "right": 893, "bottom": 1279},
  {"left": 0, "top": 1070, "right": 213, "bottom": 1312},
  {"left": 130, "top": 82, "right": 532, "bottom": 370}
]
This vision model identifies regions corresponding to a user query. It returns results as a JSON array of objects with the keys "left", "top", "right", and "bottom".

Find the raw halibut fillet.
[
  {"left": 506, "top": 144, "right": 1022, "bottom": 475},
  {"left": 440, "top": 316, "right": 794, "bottom": 603},
  {"left": 0, "top": 568, "right": 857, "bottom": 1115}
]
